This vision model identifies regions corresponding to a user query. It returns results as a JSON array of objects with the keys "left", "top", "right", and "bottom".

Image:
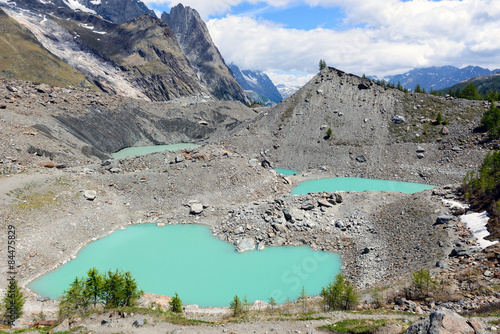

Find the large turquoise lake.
[
  {"left": 28, "top": 224, "right": 341, "bottom": 307},
  {"left": 112, "top": 143, "right": 200, "bottom": 159},
  {"left": 291, "top": 177, "right": 434, "bottom": 195}
]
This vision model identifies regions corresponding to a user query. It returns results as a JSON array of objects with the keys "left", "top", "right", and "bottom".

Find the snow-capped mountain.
[
  {"left": 276, "top": 84, "right": 301, "bottom": 99},
  {"left": 229, "top": 64, "right": 282, "bottom": 105}
]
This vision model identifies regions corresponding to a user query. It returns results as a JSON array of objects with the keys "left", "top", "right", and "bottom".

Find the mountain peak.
[{"left": 161, "top": 5, "right": 249, "bottom": 104}]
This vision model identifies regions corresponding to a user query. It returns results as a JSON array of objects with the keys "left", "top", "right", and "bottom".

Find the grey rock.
[
  {"left": 451, "top": 146, "right": 463, "bottom": 152},
  {"left": 332, "top": 191, "right": 343, "bottom": 203},
  {"left": 272, "top": 222, "right": 287, "bottom": 233},
  {"left": 234, "top": 237, "right": 256, "bottom": 252},
  {"left": 435, "top": 215, "right": 453, "bottom": 225},
  {"left": 234, "top": 226, "right": 244, "bottom": 234},
  {"left": 301, "top": 200, "right": 315, "bottom": 210},
  {"left": 356, "top": 155, "right": 366, "bottom": 163},
  {"left": 405, "top": 307, "right": 485, "bottom": 334},
  {"left": 335, "top": 220, "right": 345, "bottom": 229},
  {"left": 257, "top": 242, "right": 265, "bottom": 251},
  {"left": 133, "top": 318, "right": 145, "bottom": 327},
  {"left": 417, "top": 153, "right": 425, "bottom": 159},
  {"left": 392, "top": 115, "right": 405, "bottom": 124},
  {"left": 416, "top": 146, "right": 425, "bottom": 153},
  {"left": 436, "top": 260, "right": 447, "bottom": 269},
  {"left": 52, "top": 319, "right": 70, "bottom": 332},
  {"left": 283, "top": 209, "right": 292, "bottom": 221},
  {"left": 189, "top": 202, "right": 203, "bottom": 214},
  {"left": 317, "top": 199, "right": 333, "bottom": 207},
  {"left": 175, "top": 155, "right": 185, "bottom": 163},
  {"left": 84, "top": 190, "right": 97, "bottom": 200}
]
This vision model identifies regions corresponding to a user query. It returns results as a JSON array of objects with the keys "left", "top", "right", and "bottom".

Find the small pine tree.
[
  {"left": 326, "top": 128, "right": 333, "bottom": 139},
  {"left": 2, "top": 279, "right": 25, "bottom": 326},
  {"left": 103, "top": 270, "right": 125, "bottom": 308},
  {"left": 229, "top": 295, "right": 244, "bottom": 317},
  {"left": 436, "top": 112, "right": 443, "bottom": 124},
  {"left": 319, "top": 59, "right": 327, "bottom": 71},
  {"left": 242, "top": 294, "right": 250, "bottom": 312},
  {"left": 122, "top": 272, "right": 142, "bottom": 307},
  {"left": 299, "top": 286, "right": 307, "bottom": 313},
  {"left": 414, "top": 84, "right": 422, "bottom": 93},
  {"left": 411, "top": 268, "right": 436, "bottom": 299},
  {"left": 397, "top": 81, "right": 403, "bottom": 91},
  {"left": 169, "top": 292, "right": 182, "bottom": 313},
  {"left": 59, "top": 277, "right": 88, "bottom": 320},
  {"left": 268, "top": 296, "right": 277, "bottom": 313},
  {"left": 320, "top": 274, "right": 359, "bottom": 311}
]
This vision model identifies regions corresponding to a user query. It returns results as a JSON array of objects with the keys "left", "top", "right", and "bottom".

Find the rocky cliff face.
[
  {"left": 162, "top": 4, "right": 249, "bottom": 104},
  {"left": 52, "top": 12, "right": 209, "bottom": 100}
]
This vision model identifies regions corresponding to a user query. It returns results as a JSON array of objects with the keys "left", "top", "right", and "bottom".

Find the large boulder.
[
  {"left": 234, "top": 237, "right": 255, "bottom": 252},
  {"left": 405, "top": 307, "right": 488, "bottom": 334}
]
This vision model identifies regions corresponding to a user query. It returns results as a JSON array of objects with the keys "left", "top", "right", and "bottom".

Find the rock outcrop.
[
  {"left": 405, "top": 307, "right": 489, "bottom": 334},
  {"left": 162, "top": 4, "right": 249, "bottom": 104}
]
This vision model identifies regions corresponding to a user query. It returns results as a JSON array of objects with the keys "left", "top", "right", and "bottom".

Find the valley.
[{"left": 0, "top": 0, "right": 498, "bottom": 332}]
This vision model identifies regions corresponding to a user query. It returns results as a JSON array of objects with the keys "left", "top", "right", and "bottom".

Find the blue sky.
[{"left": 144, "top": 0, "right": 500, "bottom": 87}]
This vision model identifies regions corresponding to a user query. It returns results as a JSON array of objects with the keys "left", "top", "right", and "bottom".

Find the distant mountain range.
[
  {"left": 385, "top": 66, "right": 500, "bottom": 92},
  {"left": 229, "top": 64, "right": 282, "bottom": 105},
  {"left": 441, "top": 72, "right": 500, "bottom": 96},
  {"left": 276, "top": 84, "right": 301, "bottom": 99}
]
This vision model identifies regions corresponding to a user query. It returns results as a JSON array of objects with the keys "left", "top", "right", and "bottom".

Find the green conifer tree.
[
  {"left": 169, "top": 292, "right": 183, "bottom": 313},
  {"left": 85, "top": 268, "right": 104, "bottom": 309},
  {"left": 2, "top": 279, "right": 25, "bottom": 326}
]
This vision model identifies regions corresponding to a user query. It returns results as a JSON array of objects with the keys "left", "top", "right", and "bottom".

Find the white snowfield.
[{"left": 461, "top": 211, "right": 498, "bottom": 249}]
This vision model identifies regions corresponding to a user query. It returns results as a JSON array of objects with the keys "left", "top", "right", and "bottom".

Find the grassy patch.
[{"left": 319, "top": 318, "right": 409, "bottom": 333}]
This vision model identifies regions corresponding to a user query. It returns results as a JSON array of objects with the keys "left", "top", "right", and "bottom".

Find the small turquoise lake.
[
  {"left": 28, "top": 224, "right": 341, "bottom": 307},
  {"left": 275, "top": 168, "right": 300, "bottom": 175},
  {"left": 112, "top": 143, "right": 200, "bottom": 159},
  {"left": 291, "top": 177, "right": 434, "bottom": 195}
]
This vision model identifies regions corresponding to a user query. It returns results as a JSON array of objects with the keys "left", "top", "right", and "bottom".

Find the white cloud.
[{"left": 204, "top": 0, "right": 500, "bottom": 85}]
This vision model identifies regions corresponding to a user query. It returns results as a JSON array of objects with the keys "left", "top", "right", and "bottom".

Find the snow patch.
[
  {"left": 90, "top": 0, "right": 101, "bottom": 4},
  {"left": 63, "top": 0, "right": 96, "bottom": 14},
  {"left": 460, "top": 211, "right": 498, "bottom": 249},
  {"left": 243, "top": 73, "right": 258, "bottom": 86},
  {"left": 442, "top": 199, "right": 469, "bottom": 209}
]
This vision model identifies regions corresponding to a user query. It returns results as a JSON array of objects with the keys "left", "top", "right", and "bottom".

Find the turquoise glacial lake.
[
  {"left": 28, "top": 224, "right": 341, "bottom": 307},
  {"left": 112, "top": 143, "right": 200, "bottom": 159},
  {"left": 275, "top": 168, "right": 300, "bottom": 175},
  {"left": 291, "top": 177, "right": 435, "bottom": 196}
]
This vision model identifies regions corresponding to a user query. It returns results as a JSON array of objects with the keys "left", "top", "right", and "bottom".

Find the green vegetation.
[
  {"left": 229, "top": 295, "right": 244, "bottom": 317},
  {"left": 169, "top": 292, "right": 183, "bottom": 313},
  {"left": 319, "top": 318, "right": 409, "bottom": 333},
  {"left": 462, "top": 150, "right": 500, "bottom": 241},
  {"left": 2, "top": 280, "right": 25, "bottom": 326},
  {"left": 414, "top": 84, "right": 423, "bottom": 93},
  {"left": 268, "top": 297, "right": 277, "bottom": 313},
  {"left": 59, "top": 268, "right": 143, "bottom": 319},
  {"left": 326, "top": 127, "right": 333, "bottom": 139},
  {"left": 481, "top": 102, "right": 500, "bottom": 139},
  {"left": 299, "top": 286, "right": 308, "bottom": 313},
  {"left": 320, "top": 274, "right": 359, "bottom": 311},
  {"left": 319, "top": 59, "right": 327, "bottom": 71},
  {"left": 410, "top": 268, "right": 437, "bottom": 300}
]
